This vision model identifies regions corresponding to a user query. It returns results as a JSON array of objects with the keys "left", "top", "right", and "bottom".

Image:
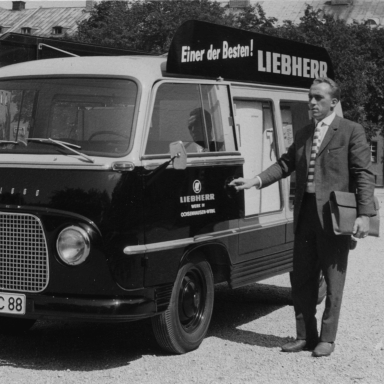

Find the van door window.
[
  {"left": 280, "top": 101, "right": 311, "bottom": 209},
  {"left": 145, "top": 83, "right": 235, "bottom": 155},
  {"left": 234, "top": 99, "right": 281, "bottom": 215}
]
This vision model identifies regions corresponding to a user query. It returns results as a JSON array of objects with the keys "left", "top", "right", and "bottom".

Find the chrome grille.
[{"left": 0, "top": 213, "right": 49, "bottom": 292}]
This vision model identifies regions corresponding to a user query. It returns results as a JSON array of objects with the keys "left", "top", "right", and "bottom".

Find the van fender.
[{"left": 179, "top": 241, "right": 231, "bottom": 285}]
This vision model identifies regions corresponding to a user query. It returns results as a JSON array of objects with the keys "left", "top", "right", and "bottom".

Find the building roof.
[
  {"left": 0, "top": 5, "right": 90, "bottom": 37},
  {"left": 237, "top": 1, "right": 384, "bottom": 26}
]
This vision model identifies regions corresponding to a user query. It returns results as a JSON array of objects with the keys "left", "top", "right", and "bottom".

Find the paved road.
[{"left": 0, "top": 190, "right": 383, "bottom": 384}]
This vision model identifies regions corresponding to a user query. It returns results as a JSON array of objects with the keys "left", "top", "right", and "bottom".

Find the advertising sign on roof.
[{"left": 167, "top": 20, "right": 334, "bottom": 89}]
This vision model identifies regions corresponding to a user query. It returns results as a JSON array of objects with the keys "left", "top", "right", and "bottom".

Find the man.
[
  {"left": 229, "top": 77, "right": 375, "bottom": 357},
  {"left": 186, "top": 108, "right": 215, "bottom": 153}
]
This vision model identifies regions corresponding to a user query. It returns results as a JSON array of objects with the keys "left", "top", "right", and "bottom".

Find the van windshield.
[{"left": 0, "top": 78, "right": 137, "bottom": 157}]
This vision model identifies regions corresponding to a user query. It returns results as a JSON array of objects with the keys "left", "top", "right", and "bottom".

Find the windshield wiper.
[
  {"left": 0, "top": 140, "right": 20, "bottom": 145},
  {"left": 27, "top": 138, "right": 94, "bottom": 163}
]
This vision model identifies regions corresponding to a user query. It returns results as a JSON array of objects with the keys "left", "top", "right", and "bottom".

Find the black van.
[{"left": 0, "top": 21, "right": 333, "bottom": 354}]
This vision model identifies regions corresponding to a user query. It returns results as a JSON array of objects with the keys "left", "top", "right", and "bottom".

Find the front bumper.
[
  {"left": 25, "top": 294, "right": 156, "bottom": 321},
  {"left": 0, "top": 284, "right": 173, "bottom": 322}
]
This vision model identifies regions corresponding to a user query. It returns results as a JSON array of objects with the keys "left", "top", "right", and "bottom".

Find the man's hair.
[
  {"left": 312, "top": 77, "right": 341, "bottom": 100},
  {"left": 189, "top": 108, "right": 212, "bottom": 129}
]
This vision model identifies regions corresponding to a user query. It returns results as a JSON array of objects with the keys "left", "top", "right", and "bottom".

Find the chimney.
[
  {"left": 12, "top": 1, "right": 26, "bottom": 11},
  {"left": 85, "top": 1, "right": 94, "bottom": 12}
]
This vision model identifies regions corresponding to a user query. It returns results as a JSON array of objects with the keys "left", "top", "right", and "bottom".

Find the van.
[{"left": 0, "top": 20, "right": 335, "bottom": 354}]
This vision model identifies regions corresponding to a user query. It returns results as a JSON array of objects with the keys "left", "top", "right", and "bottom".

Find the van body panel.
[{"left": 0, "top": 167, "right": 146, "bottom": 293}]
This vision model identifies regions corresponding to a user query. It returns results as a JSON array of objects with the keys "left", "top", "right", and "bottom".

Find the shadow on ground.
[
  {"left": 0, "top": 282, "right": 292, "bottom": 371},
  {"left": 208, "top": 282, "right": 293, "bottom": 348}
]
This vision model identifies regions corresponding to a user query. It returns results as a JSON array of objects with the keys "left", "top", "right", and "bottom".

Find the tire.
[
  {"left": 0, "top": 317, "right": 36, "bottom": 334},
  {"left": 152, "top": 260, "right": 214, "bottom": 354}
]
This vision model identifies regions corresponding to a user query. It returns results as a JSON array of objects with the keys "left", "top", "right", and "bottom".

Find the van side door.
[
  {"left": 141, "top": 81, "right": 242, "bottom": 287},
  {"left": 230, "top": 85, "right": 290, "bottom": 286}
]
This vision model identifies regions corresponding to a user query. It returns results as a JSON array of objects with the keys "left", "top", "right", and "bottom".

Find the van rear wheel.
[{"left": 152, "top": 260, "right": 214, "bottom": 354}]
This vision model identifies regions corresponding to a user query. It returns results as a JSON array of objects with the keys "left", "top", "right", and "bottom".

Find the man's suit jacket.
[{"left": 258, "top": 115, "right": 375, "bottom": 234}]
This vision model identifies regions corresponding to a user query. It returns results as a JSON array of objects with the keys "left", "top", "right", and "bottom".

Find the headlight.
[{"left": 57, "top": 226, "right": 90, "bottom": 266}]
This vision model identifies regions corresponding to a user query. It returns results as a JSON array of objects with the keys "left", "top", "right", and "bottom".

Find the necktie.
[{"left": 307, "top": 123, "right": 322, "bottom": 185}]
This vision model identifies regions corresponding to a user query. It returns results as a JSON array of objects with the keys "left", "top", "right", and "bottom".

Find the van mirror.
[{"left": 170, "top": 141, "right": 187, "bottom": 170}]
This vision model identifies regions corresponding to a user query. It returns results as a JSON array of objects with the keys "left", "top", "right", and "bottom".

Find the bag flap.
[{"left": 331, "top": 191, "right": 357, "bottom": 208}]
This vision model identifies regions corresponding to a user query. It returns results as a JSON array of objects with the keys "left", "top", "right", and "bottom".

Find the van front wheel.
[{"left": 151, "top": 260, "right": 214, "bottom": 354}]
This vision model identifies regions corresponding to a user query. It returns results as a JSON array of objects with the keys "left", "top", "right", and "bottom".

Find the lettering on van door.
[{"left": 180, "top": 180, "right": 216, "bottom": 218}]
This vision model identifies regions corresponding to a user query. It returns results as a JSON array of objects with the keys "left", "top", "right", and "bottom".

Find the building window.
[
  {"left": 52, "top": 26, "right": 63, "bottom": 35},
  {"left": 21, "top": 28, "right": 31, "bottom": 35},
  {"left": 365, "top": 18, "right": 379, "bottom": 28},
  {"left": 370, "top": 141, "right": 378, "bottom": 163}
]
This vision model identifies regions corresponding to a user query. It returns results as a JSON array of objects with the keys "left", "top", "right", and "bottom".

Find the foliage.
[
  {"left": 229, "top": 4, "right": 277, "bottom": 34},
  {"left": 271, "top": 6, "right": 383, "bottom": 140},
  {"left": 73, "top": 2, "right": 384, "bottom": 139},
  {"left": 75, "top": 0, "right": 232, "bottom": 54},
  {"left": 74, "top": 1, "right": 278, "bottom": 53}
]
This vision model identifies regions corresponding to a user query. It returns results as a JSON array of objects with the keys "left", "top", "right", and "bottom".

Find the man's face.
[
  {"left": 188, "top": 114, "right": 205, "bottom": 141},
  {"left": 308, "top": 82, "right": 338, "bottom": 121}
]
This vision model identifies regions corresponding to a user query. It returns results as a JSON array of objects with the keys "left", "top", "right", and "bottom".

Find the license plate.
[{"left": 0, "top": 292, "right": 26, "bottom": 315}]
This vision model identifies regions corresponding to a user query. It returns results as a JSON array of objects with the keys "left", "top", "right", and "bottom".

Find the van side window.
[
  {"left": 145, "top": 83, "right": 235, "bottom": 155},
  {"left": 280, "top": 101, "right": 311, "bottom": 210},
  {"left": 234, "top": 99, "right": 281, "bottom": 215}
]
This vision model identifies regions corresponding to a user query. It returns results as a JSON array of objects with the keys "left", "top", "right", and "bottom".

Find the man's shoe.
[
  {"left": 281, "top": 339, "right": 317, "bottom": 353},
  {"left": 312, "top": 342, "right": 335, "bottom": 357}
]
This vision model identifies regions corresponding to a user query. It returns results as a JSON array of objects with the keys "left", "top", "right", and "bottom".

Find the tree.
[
  {"left": 272, "top": 6, "right": 383, "bottom": 140},
  {"left": 73, "top": 2, "right": 384, "bottom": 140},
  {"left": 74, "top": 1, "right": 278, "bottom": 54},
  {"left": 75, "top": 0, "right": 232, "bottom": 54},
  {"left": 230, "top": 3, "right": 277, "bottom": 34}
]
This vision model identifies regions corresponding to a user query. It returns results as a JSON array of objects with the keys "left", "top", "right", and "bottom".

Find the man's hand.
[
  {"left": 352, "top": 215, "right": 370, "bottom": 239},
  {"left": 228, "top": 177, "right": 260, "bottom": 191}
]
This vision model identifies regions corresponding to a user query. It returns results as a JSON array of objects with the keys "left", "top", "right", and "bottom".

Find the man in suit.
[
  {"left": 186, "top": 108, "right": 213, "bottom": 153},
  {"left": 229, "top": 77, "right": 375, "bottom": 357}
]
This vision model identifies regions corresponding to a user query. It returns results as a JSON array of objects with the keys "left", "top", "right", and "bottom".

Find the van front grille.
[{"left": 0, "top": 213, "right": 49, "bottom": 292}]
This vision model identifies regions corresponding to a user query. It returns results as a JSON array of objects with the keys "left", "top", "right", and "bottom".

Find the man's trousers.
[{"left": 291, "top": 192, "right": 350, "bottom": 342}]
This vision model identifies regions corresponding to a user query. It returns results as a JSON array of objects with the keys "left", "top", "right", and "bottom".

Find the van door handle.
[{"left": 236, "top": 124, "right": 241, "bottom": 147}]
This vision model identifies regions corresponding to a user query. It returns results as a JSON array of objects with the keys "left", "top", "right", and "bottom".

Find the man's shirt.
[{"left": 305, "top": 111, "right": 336, "bottom": 193}]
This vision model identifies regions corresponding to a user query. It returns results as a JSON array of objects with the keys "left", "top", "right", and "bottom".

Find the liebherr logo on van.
[
  {"left": 193, "top": 180, "right": 201, "bottom": 194},
  {"left": 180, "top": 180, "right": 216, "bottom": 217}
]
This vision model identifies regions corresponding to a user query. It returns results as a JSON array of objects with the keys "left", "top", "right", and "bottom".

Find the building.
[
  {"left": 228, "top": 0, "right": 384, "bottom": 28},
  {"left": 0, "top": 1, "right": 93, "bottom": 38},
  {"left": 0, "top": 1, "right": 153, "bottom": 68}
]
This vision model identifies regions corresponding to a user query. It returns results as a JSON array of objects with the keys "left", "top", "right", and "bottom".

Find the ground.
[{"left": 0, "top": 190, "right": 383, "bottom": 384}]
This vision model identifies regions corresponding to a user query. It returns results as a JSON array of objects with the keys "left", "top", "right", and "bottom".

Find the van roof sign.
[{"left": 167, "top": 20, "right": 334, "bottom": 89}]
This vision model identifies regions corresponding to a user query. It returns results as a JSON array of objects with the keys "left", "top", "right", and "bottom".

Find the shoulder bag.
[{"left": 329, "top": 191, "right": 380, "bottom": 237}]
